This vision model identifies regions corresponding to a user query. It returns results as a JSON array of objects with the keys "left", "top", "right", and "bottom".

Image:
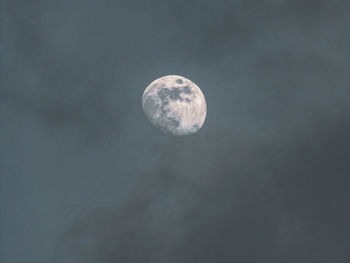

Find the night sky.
[{"left": 1, "top": 0, "right": 350, "bottom": 262}]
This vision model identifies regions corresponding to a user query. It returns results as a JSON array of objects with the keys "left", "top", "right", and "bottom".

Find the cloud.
[
  {"left": 1, "top": 0, "right": 349, "bottom": 262},
  {"left": 57, "top": 115, "right": 350, "bottom": 262}
]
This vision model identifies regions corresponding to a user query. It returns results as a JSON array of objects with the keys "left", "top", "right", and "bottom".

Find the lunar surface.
[{"left": 142, "top": 75, "right": 207, "bottom": 136}]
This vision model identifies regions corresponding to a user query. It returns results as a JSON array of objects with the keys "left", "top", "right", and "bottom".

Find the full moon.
[{"left": 142, "top": 75, "right": 207, "bottom": 136}]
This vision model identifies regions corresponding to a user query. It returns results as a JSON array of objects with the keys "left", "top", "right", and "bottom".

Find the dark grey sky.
[{"left": 1, "top": 0, "right": 349, "bottom": 262}]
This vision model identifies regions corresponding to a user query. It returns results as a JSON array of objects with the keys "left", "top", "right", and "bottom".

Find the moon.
[{"left": 142, "top": 75, "right": 207, "bottom": 136}]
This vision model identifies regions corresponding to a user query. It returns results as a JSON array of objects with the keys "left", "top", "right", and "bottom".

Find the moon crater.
[{"left": 142, "top": 75, "right": 207, "bottom": 136}]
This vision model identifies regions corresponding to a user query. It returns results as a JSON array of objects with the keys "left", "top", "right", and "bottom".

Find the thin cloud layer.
[{"left": 1, "top": 0, "right": 349, "bottom": 262}]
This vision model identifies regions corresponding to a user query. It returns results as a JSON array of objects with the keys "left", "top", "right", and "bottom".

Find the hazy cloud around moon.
[{"left": 1, "top": 0, "right": 349, "bottom": 263}]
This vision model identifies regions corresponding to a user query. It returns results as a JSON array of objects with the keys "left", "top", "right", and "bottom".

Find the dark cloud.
[
  {"left": 57, "top": 118, "right": 350, "bottom": 262},
  {"left": 1, "top": 0, "right": 349, "bottom": 262}
]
